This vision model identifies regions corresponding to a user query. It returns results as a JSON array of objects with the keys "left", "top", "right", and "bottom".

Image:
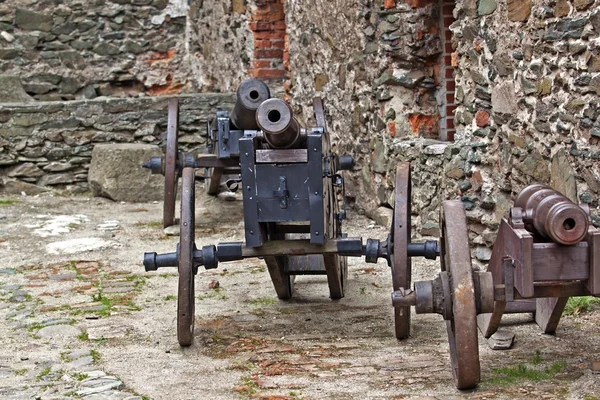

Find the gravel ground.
[{"left": 0, "top": 188, "right": 599, "bottom": 400}]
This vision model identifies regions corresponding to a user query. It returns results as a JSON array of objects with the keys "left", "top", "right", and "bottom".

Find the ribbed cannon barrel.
[
  {"left": 515, "top": 184, "right": 589, "bottom": 245},
  {"left": 230, "top": 79, "right": 271, "bottom": 130},
  {"left": 256, "top": 98, "right": 303, "bottom": 149}
]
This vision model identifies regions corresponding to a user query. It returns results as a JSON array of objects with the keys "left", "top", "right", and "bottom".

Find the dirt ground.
[{"left": 0, "top": 187, "right": 599, "bottom": 400}]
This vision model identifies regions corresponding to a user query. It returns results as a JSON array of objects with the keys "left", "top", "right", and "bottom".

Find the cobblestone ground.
[{"left": 0, "top": 188, "right": 599, "bottom": 400}]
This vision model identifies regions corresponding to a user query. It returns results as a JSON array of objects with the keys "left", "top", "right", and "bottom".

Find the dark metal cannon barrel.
[
  {"left": 515, "top": 184, "right": 589, "bottom": 245},
  {"left": 230, "top": 78, "right": 271, "bottom": 130},
  {"left": 255, "top": 98, "right": 303, "bottom": 149}
]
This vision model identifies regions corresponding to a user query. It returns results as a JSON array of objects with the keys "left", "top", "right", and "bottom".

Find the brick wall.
[
  {"left": 439, "top": 0, "right": 457, "bottom": 141},
  {"left": 249, "top": 0, "right": 288, "bottom": 80}
]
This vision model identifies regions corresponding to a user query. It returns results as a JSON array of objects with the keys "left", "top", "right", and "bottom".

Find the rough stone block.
[{"left": 88, "top": 144, "right": 164, "bottom": 202}]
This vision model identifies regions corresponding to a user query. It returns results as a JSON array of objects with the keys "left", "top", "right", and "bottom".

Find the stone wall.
[
  {"left": 0, "top": 94, "right": 235, "bottom": 193},
  {"left": 285, "top": 0, "right": 451, "bottom": 234},
  {"left": 0, "top": 0, "right": 191, "bottom": 100}
]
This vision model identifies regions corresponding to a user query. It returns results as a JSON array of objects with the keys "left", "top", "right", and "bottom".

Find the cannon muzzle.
[
  {"left": 256, "top": 98, "right": 303, "bottom": 149},
  {"left": 230, "top": 79, "right": 271, "bottom": 130},
  {"left": 515, "top": 184, "right": 589, "bottom": 245}
]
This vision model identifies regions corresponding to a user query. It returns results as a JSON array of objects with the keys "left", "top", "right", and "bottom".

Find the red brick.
[
  {"left": 446, "top": 92, "right": 455, "bottom": 103},
  {"left": 271, "top": 39, "right": 285, "bottom": 49},
  {"left": 253, "top": 31, "right": 286, "bottom": 40},
  {"left": 446, "top": 117, "right": 455, "bottom": 129},
  {"left": 384, "top": 0, "right": 396, "bottom": 9},
  {"left": 253, "top": 60, "right": 272, "bottom": 69},
  {"left": 274, "top": 20, "right": 286, "bottom": 30},
  {"left": 406, "top": 0, "right": 435, "bottom": 7},
  {"left": 446, "top": 130, "right": 455, "bottom": 142},
  {"left": 442, "top": 4, "right": 455, "bottom": 15},
  {"left": 443, "top": 17, "right": 454, "bottom": 26},
  {"left": 446, "top": 80, "right": 456, "bottom": 91},
  {"left": 447, "top": 104, "right": 457, "bottom": 115},
  {"left": 444, "top": 29, "right": 453, "bottom": 41},
  {"left": 444, "top": 67, "right": 454, "bottom": 79},
  {"left": 254, "top": 39, "right": 272, "bottom": 49},
  {"left": 249, "top": 21, "right": 272, "bottom": 31},
  {"left": 251, "top": 68, "right": 286, "bottom": 79},
  {"left": 444, "top": 54, "right": 452, "bottom": 65},
  {"left": 475, "top": 110, "right": 490, "bottom": 127},
  {"left": 254, "top": 48, "right": 284, "bottom": 59},
  {"left": 444, "top": 42, "right": 453, "bottom": 54}
]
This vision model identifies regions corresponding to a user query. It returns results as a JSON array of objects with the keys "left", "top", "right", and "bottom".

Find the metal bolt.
[
  {"left": 247, "top": 186, "right": 251, "bottom": 191},
  {"left": 313, "top": 148, "right": 317, "bottom": 152},
  {"left": 245, "top": 152, "right": 249, "bottom": 157},
  {"left": 315, "top": 231, "right": 319, "bottom": 236},
  {"left": 250, "top": 230, "right": 254, "bottom": 234},
  {"left": 314, "top": 191, "right": 318, "bottom": 195}
]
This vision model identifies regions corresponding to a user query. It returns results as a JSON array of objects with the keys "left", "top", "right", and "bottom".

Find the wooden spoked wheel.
[
  {"left": 177, "top": 167, "right": 196, "bottom": 347},
  {"left": 163, "top": 98, "right": 179, "bottom": 228},
  {"left": 440, "top": 200, "right": 480, "bottom": 390},
  {"left": 391, "top": 162, "right": 412, "bottom": 339},
  {"left": 314, "top": 97, "right": 347, "bottom": 299}
]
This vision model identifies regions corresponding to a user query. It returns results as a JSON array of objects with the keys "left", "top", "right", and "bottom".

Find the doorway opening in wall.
[{"left": 438, "top": 0, "right": 456, "bottom": 141}]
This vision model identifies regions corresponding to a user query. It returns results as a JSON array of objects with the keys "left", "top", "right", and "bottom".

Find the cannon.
[
  {"left": 390, "top": 182, "right": 600, "bottom": 389},
  {"left": 141, "top": 81, "right": 442, "bottom": 350}
]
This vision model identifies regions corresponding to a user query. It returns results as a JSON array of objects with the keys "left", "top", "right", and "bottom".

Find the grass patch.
[
  {"left": 164, "top": 295, "right": 177, "bottom": 301},
  {"left": 90, "top": 349, "right": 100, "bottom": 362},
  {"left": 135, "top": 221, "right": 163, "bottom": 229},
  {"left": 235, "top": 376, "right": 259, "bottom": 397},
  {"left": 489, "top": 360, "right": 567, "bottom": 385},
  {"left": 78, "top": 332, "right": 89, "bottom": 341},
  {"left": 248, "top": 297, "right": 276, "bottom": 306},
  {"left": 198, "top": 287, "right": 227, "bottom": 301},
  {"left": 13, "top": 368, "right": 28, "bottom": 376},
  {"left": 36, "top": 367, "right": 51, "bottom": 381},
  {"left": 73, "top": 372, "right": 89, "bottom": 381},
  {"left": 0, "top": 199, "right": 18, "bottom": 205},
  {"left": 563, "top": 296, "right": 600, "bottom": 316}
]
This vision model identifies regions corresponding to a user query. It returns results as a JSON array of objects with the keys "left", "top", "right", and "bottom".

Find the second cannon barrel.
[
  {"left": 230, "top": 79, "right": 271, "bottom": 130},
  {"left": 515, "top": 184, "right": 589, "bottom": 245},
  {"left": 256, "top": 98, "right": 303, "bottom": 149}
]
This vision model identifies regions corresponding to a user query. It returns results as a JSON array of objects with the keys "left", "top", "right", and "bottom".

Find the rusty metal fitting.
[
  {"left": 230, "top": 79, "right": 271, "bottom": 130},
  {"left": 256, "top": 98, "right": 303, "bottom": 149},
  {"left": 515, "top": 184, "right": 589, "bottom": 245}
]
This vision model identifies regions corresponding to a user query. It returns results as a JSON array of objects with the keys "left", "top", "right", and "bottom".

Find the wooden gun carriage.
[{"left": 141, "top": 79, "right": 600, "bottom": 390}]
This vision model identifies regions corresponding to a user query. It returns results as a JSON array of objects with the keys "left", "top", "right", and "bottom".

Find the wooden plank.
[
  {"left": 241, "top": 239, "right": 342, "bottom": 258},
  {"left": 505, "top": 299, "right": 536, "bottom": 313},
  {"left": 531, "top": 242, "right": 589, "bottom": 281},
  {"left": 586, "top": 228, "right": 600, "bottom": 295},
  {"left": 255, "top": 149, "right": 308, "bottom": 163},
  {"left": 512, "top": 227, "right": 534, "bottom": 298},
  {"left": 286, "top": 255, "right": 327, "bottom": 274},
  {"left": 494, "top": 281, "right": 590, "bottom": 301},
  {"left": 478, "top": 256, "right": 511, "bottom": 338},
  {"left": 264, "top": 256, "right": 293, "bottom": 299},
  {"left": 535, "top": 297, "right": 568, "bottom": 334}
]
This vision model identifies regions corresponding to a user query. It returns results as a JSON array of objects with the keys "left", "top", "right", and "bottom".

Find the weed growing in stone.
[
  {"left": 13, "top": 368, "right": 28, "bottom": 376},
  {"left": 0, "top": 200, "right": 18, "bottom": 205},
  {"left": 248, "top": 297, "right": 276, "bottom": 306},
  {"left": 489, "top": 359, "right": 566, "bottom": 385},
  {"left": 563, "top": 296, "right": 600, "bottom": 316},
  {"left": 235, "top": 376, "right": 258, "bottom": 397},
  {"left": 90, "top": 349, "right": 101, "bottom": 362},
  {"left": 164, "top": 295, "right": 177, "bottom": 301},
  {"left": 78, "top": 332, "right": 89, "bottom": 341},
  {"left": 36, "top": 367, "right": 51, "bottom": 381}
]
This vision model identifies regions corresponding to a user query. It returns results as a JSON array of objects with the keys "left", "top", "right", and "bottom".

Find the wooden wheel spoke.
[
  {"left": 163, "top": 98, "right": 179, "bottom": 228},
  {"left": 392, "top": 162, "right": 412, "bottom": 339},
  {"left": 441, "top": 200, "right": 480, "bottom": 390},
  {"left": 177, "top": 167, "right": 196, "bottom": 347}
]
